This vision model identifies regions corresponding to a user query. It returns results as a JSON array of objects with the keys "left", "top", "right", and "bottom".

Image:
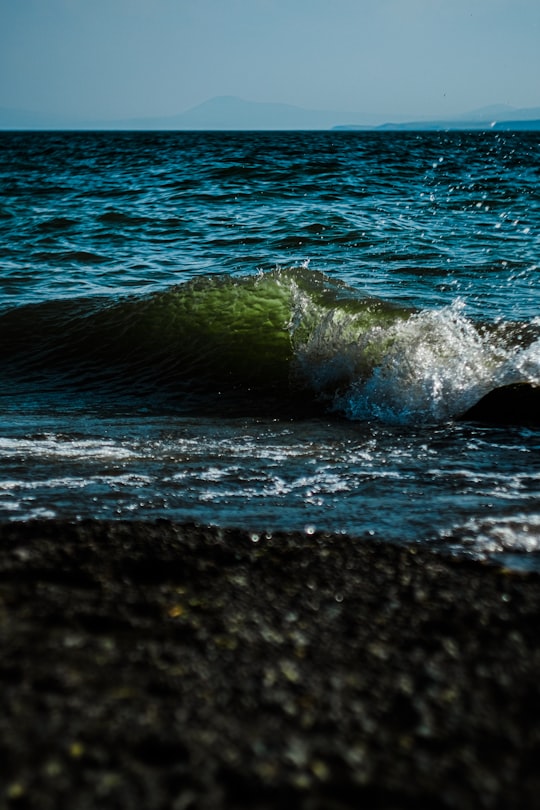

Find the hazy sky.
[{"left": 1, "top": 0, "right": 539, "bottom": 122}]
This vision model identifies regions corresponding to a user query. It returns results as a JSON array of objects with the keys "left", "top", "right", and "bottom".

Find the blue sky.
[{"left": 1, "top": 0, "right": 539, "bottom": 123}]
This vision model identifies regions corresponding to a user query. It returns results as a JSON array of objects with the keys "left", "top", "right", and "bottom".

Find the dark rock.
[{"left": 459, "top": 382, "right": 540, "bottom": 426}]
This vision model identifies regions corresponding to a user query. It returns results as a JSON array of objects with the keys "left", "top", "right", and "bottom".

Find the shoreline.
[{"left": 1, "top": 519, "right": 540, "bottom": 809}]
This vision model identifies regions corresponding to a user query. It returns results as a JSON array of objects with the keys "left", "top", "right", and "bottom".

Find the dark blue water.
[{"left": 0, "top": 131, "right": 538, "bottom": 566}]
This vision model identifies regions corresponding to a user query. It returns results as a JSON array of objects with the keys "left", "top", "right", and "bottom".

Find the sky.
[{"left": 1, "top": 0, "right": 540, "bottom": 124}]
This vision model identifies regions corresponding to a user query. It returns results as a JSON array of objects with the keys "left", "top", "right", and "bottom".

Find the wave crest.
[{"left": 1, "top": 267, "right": 538, "bottom": 422}]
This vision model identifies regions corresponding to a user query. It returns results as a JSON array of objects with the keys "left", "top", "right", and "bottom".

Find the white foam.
[
  {"left": 295, "top": 300, "right": 536, "bottom": 424},
  {"left": 0, "top": 435, "right": 135, "bottom": 460},
  {"left": 442, "top": 514, "right": 540, "bottom": 555}
]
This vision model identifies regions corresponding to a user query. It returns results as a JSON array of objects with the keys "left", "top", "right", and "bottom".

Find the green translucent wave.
[
  {"left": 1, "top": 267, "right": 407, "bottom": 399},
  {"left": 5, "top": 266, "right": 535, "bottom": 423}
]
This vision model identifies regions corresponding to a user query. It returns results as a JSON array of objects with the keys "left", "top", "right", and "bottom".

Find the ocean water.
[{"left": 0, "top": 130, "right": 539, "bottom": 568}]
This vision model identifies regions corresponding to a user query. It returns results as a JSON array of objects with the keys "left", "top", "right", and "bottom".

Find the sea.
[{"left": 0, "top": 130, "right": 539, "bottom": 569}]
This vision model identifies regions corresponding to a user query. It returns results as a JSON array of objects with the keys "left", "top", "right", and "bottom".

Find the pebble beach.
[{"left": 2, "top": 519, "right": 540, "bottom": 809}]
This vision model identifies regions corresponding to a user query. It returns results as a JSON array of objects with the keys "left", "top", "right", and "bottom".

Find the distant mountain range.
[{"left": 2, "top": 96, "right": 540, "bottom": 131}]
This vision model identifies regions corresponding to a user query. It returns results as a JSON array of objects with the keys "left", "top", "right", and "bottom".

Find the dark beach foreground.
[{"left": 1, "top": 520, "right": 540, "bottom": 810}]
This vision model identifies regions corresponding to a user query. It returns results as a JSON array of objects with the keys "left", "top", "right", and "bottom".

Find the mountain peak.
[{"left": 177, "top": 96, "right": 339, "bottom": 129}]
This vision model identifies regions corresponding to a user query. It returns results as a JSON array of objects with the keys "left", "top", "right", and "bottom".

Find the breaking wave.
[{"left": 1, "top": 267, "right": 538, "bottom": 423}]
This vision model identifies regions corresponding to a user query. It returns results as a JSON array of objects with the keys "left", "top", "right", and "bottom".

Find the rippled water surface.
[{"left": 0, "top": 131, "right": 538, "bottom": 566}]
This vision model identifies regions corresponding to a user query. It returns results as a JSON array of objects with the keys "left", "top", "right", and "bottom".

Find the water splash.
[
  {"left": 1, "top": 267, "right": 537, "bottom": 424},
  {"left": 292, "top": 295, "right": 539, "bottom": 424}
]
